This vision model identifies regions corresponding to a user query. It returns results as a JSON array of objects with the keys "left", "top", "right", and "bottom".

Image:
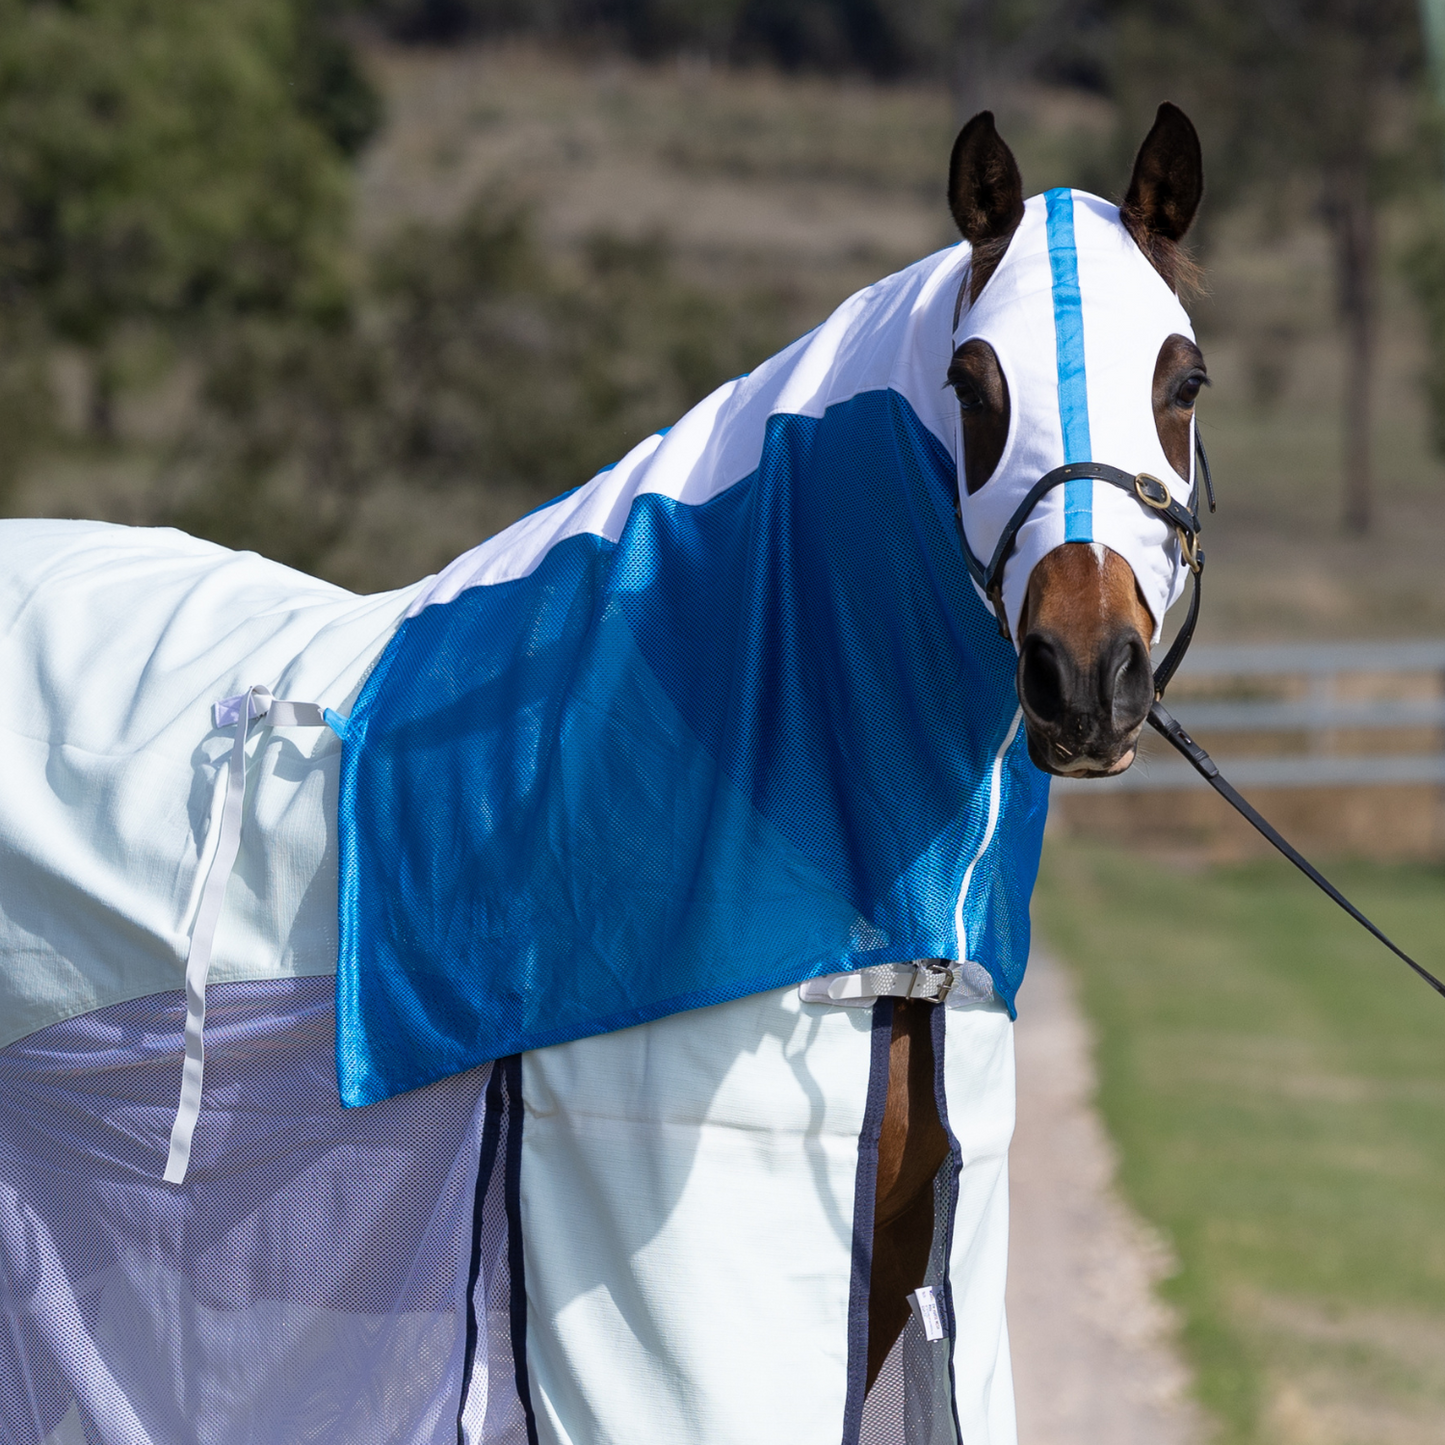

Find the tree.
[
  {"left": 1112, "top": 0, "right": 1425, "bottom": 534},
  {"left": 943, "top": 0, "right": 1108, "bottom": 121},
  {"left": 178, "top": 195, "right": 790, "bottom": 581},
  {"left": 0, "top": 0, "right": 362, "bottom": 436}
]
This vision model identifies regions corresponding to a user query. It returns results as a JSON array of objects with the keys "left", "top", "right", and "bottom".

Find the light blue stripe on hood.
[{"left": 1044, "top": 188, "right": 1092, "bottom": 541}]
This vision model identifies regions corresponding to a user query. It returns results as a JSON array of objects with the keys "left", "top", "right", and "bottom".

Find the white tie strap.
[{"left": 163, "top": 686, "right": 339, "bottom": 1184}]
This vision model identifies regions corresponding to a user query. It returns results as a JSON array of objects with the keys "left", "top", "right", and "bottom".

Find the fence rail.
[{"left": 1053, "top": 640, "right": 1445, "bottom": 794}]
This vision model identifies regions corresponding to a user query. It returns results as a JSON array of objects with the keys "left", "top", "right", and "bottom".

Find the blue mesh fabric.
[{"left": 336, "top": 389, "right": 1049, "bottom": 1106}]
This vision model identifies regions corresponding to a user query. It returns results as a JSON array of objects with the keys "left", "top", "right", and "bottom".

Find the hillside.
[{"left": 13, "top": 42, "right": 1445, "bottom": 637}]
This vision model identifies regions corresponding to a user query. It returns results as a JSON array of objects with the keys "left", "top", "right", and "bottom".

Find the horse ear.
[
  {"left": 948, "top": 112, "right": 1024, "bottom": 247},
  {"left": 1122, "top": 103, "right": 1203, "bottom": 244}
]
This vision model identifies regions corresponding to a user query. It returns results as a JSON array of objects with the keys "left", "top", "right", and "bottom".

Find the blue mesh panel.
[{"left": 337, "top": 389, "right": 1049, "bottom": 1106}]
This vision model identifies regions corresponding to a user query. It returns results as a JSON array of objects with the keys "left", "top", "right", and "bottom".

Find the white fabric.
[
  {"left": 941, "top": 992, "right": 1018, "bottom": 1445},
  {"left": 0, "top": 519, "right": 425, "bottom": 1050},
  {"left": 955, "top": 191, "right": 1197, "bottom": 642},
  {"left": 518, "top": 986, "right": 874, "bottom": 1445},
  {"left": 516, "top": 983, "right": 1017, "bottom": 1445}
]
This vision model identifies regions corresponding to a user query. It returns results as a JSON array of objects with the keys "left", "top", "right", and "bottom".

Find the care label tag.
[{"left": 907, "top": 1285, "right": 947, "bottom": 1342}]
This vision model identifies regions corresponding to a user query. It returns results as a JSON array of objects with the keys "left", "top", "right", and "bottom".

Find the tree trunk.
[
  {"left": 950, "top": 0, "right": 1080, "bottom": 125},
  {"left": 1327, "top": 165, "right": 1376, "bottom": 534},
  {"left": 951, "top": 0, "right": 1000, "bottom": 123},
  {"left": 87, "top": 352, "right": 117, "bottom": 442}
]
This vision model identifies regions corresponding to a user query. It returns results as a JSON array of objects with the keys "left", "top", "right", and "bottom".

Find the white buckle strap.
[
  {"left": 798, "top": 959, "right": 996, "bottom": 1010},
  {"left": 163, "top": 686, "right": 338, "bottom": 1184}
]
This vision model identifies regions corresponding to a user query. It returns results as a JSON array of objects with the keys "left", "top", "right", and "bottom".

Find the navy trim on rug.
[
  {"left": 502, "top": 1055, "right": 540, "bottom": 1445},
  {"left": 457, "top": 1061, "right": 506, "bottom": 1442},
  {"left": 931, "top": 1003, "right": 967, "bottom": 1444},
  {"left": 840, "top": 1000, "right": 895, "bottom": 1445}
]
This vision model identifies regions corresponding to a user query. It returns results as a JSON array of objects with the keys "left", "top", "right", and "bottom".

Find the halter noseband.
[{"left": 957, "top": 428, "right": 1213, "bottom": 701}]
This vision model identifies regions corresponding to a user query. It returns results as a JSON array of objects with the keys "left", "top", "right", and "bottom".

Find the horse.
[{"left": 0, "top": 103, "right": 1206, "bottom": 1445}]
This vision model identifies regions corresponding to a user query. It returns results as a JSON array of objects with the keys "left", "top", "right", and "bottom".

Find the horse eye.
[
  {"left": 953, "top": 379, "right": 984, "bottom": 412},
  {"left": 1175, "top": 373, "right": 1206, "bottom": 407}
]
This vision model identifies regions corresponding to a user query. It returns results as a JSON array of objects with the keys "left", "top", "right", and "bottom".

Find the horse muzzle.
[{"left": 1016, "top": 626, "right": 1153, "bottom": 777}]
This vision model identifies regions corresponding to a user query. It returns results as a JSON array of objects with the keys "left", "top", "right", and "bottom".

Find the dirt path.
[{"left": 1006, "top": 951, "right": 1204, "bottom": 1445}]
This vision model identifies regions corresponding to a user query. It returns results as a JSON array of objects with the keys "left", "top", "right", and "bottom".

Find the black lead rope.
[
  {"left": 959, "top": 422, "right": 1443, "bottom": 997},
  {"left": 1144, "top": 426, "right": 1445, "bottom": 997},
  {"left": 1145, "top": 700, "right": 1445, "bottom": 1000}
]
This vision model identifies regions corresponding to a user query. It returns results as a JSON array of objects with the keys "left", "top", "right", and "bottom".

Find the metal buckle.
[
  {"left": 909, "top": 962, "right": 955, "bottom": 1002},
  {"left": 1135, "top": 471, "right": 1202, "bottom": 576},
  {"left": 1133, "top": 471, "right": 1173, "bottom": 510}
]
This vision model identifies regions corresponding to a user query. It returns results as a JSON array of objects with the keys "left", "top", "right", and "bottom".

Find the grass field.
[{"left": 1034, "top": 840, "right": 1445, "bottom": 1444}]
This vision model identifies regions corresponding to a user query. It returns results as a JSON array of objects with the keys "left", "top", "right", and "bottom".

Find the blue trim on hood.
[{"left": 1045, "top": 188, "right": 1093, "bottom": 541}]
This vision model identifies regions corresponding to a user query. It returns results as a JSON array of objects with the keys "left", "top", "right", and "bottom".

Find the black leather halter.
[
  {"left": 955, "top": 426, "right": 1445, "bottom": 1000},
  {"left": 958, "top": 431, "right": 1211, "bottom": 700}
]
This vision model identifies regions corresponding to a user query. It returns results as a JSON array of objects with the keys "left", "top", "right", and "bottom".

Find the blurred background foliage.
[{"left": 6, "top": 0, "right": 1445, "bottom": 604}]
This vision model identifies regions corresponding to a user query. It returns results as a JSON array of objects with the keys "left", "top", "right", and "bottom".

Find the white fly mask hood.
[{"left": 955, "top": 187, "right": 1198, "bottom": 645}]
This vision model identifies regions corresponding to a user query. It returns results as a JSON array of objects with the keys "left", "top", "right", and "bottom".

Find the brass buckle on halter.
[
  {"left": 1133, "top": 471, "right": 1173, "bottom": 511},
  {"left": 1134, "top": 472, "right": 1202, "bottom": 576}
]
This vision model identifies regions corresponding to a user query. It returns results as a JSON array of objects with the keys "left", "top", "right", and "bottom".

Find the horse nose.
[
  {"left": 1018, "top": 632, "right": 1069, "bottom": 724},
  {"left": 1100, "top": 631, "right": 1153, "bottom": 732},
  {"left": 1018, "top": 628, "right": 1152, "bottom": 740}
]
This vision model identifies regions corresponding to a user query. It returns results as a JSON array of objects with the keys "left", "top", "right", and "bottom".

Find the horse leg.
[{"left": 867, "top": 997, "right": 951, "bottom": 1389}]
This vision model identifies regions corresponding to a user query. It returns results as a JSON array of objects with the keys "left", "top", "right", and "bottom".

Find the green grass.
[{"left": 1033, "top": 841, "right": 1445, "bottom": 1443}]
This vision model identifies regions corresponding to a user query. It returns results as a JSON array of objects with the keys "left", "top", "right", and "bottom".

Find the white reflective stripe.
[
  {"left": 164, "top": 684, "right": 331, "bottom": 1184},
  {"left": 952, "top": 707, "right": 1022, "bottom": 962}
]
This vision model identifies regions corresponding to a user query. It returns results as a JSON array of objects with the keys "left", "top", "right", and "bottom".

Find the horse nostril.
[
  {"left": 1018, "top": 634, "right": 1067, "bottom": 724},
  {"left": 1102, "top": 633, "right": 1153, "bottom": 730}
]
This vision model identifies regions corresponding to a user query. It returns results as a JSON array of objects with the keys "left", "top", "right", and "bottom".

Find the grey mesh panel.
[{"left": 859, "top": 1151, "right": 961, "bottom": 1445}]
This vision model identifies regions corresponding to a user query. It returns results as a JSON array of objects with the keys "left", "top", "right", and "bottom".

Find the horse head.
[{"left": 948, "top": 103, "right": 1206, "bottom": 778}]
